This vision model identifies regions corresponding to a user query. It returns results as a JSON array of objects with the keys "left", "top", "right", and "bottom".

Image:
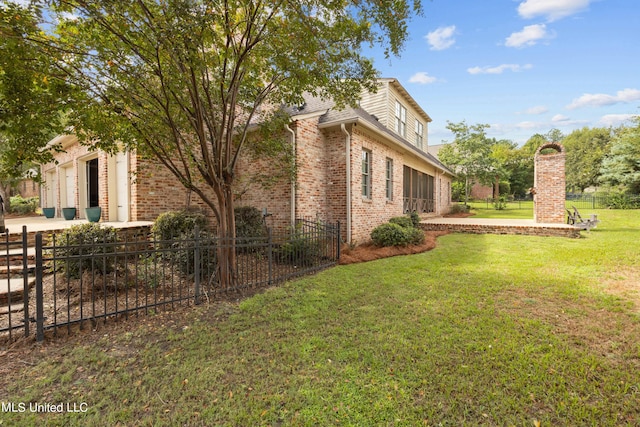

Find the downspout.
[
  {"left": 340, "top": 124, "right": 352, "bottom": 243},
  {"left": 285, "top": 123, "right": 296, "bottom": 228}
]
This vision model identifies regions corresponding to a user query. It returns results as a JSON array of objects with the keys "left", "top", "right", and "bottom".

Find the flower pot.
[
  {"left": 62, "top": 207, "right": 77, "bottom": 220},
  {"left": 42, "top": 207, "right": 56, "bottom": 218},
  {"left": 85, "top": 206, "right": 102, "bottom": 223}
]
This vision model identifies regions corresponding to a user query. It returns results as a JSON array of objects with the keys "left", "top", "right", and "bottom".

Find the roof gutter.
[
  {"left": 320, "top": 117, "right": 455, "bottom": 177},
  {"left": 340, "top": 124, "right": 352, "bottom": 243},
  {"left": 285, "top": 123, "right": 296, "bottom": 227}
]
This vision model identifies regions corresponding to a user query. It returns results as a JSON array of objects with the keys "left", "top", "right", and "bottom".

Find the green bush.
[
  {"left": 605, "top": 191, "right": 640, "bottom": 209},
  {"left": 389, "top": 216, "right": 414, "bottom": 229},
  {"left": 168, "top": 230, "right": 216, "bottom": 279},
  {"left": 493, "top": 195, "right": 508, "bottom": 210},
  {"left": 449, "top": 203, "right": 470, "bottom": 214},
  {"left": 371, "top": 223, "right": 411, "bottom": 247},
  {"left": 152, "top": 210, "right": 208, "bottom": 242},
  {"left": 409, "top": 211, "right": 421, "bottom": 228},
  {"left": 9, "top": 195, "right": 38, "bottom": 215},
  {"left": 235, "top": 206, "right": 266, "bottom": 238},
  {"left": 50, "top": 223, "right": 118, "bottom": 279},
  {"left": 405, "top": 227, "right": 425, "bottom": 245},
  {"left": 371, "top": 220, "right": 425, "bottom": 247},
  {"left": 275, "top": 232, "right": 320, "bottom": 266},
  {"left": 151, "top": 210, "right": 214, "bottom": 278},
  {"left": 235, "top": 206, "right": 267, "bottom": 253}
]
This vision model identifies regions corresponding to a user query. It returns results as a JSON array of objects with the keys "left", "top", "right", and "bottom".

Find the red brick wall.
[
  {"left": 534, "top": 144, "right": 566, "bottom": 224},
  {"left": 349, "top": 126, "right": 404, "bottom": 243}
]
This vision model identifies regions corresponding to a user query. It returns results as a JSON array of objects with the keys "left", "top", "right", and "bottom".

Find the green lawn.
[{"left": 2, "top": 210, "right": 640, "bottom": 426}]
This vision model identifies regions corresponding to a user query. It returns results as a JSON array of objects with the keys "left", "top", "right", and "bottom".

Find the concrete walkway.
[{"left": 4, "top": 216, "right": 153, "bottom": 235}]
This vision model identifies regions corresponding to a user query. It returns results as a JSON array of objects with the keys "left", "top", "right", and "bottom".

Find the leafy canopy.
[
  {"left": 43, "top": 0, "right": 422, "bottom": 223},
  {"left": 599, "top": 116, "right": 640, "bottom": 194}
]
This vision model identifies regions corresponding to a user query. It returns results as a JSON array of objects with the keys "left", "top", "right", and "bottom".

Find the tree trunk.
[
  {"left": 214, "top": 183, "right": 238, "bottom": 291},
  {"left": 0, "top": 182, "right": 10, "bottom": 213},
  {"left": 494, "top": 176, "right": 500, "bottom": 199},
  {"left": 464, "top": 176, "right": 470, "bottom": 206}
]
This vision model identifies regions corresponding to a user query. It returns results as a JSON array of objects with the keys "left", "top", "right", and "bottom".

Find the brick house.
[{"left": 41, "top": 78, "right": 454, "bottom": 243}]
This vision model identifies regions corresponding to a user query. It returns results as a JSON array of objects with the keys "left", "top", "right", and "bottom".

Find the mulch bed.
[{"left": 339, "top": 230, "right": 449, "bottom": 265}]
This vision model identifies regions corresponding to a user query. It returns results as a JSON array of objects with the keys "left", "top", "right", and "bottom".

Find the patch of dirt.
[
  {"left": 600, "top": 266, "right": 640, "bottom": 311},
  {"left": 497, "top": 287, "right": 640, "bottom": 366},
  {"left": 339, "top": 230, "right": 449, "bottom": 264}
]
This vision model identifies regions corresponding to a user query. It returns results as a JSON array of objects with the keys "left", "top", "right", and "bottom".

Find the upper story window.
[
  {"left": 395, "top": 101, "right": 407, "bottom": 137},
  {"left": 415, "top": 121, "right": 424, "bottom": 150},
  {"left": 362, "top": 149, "right": 372, "bottom": 199}
]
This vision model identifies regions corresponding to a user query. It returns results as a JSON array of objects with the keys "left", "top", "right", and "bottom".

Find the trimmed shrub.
[
  {"left": 168, "top": 230, "right": 216, "bottom": 279},
  {"left": 9, "top": 195, "right": 38, "bottom": 215},
  {"left": 235, "top": 206, "right": 266, "bottom": 238},
  {"left": 371, "top": 223, "right": 411, "bottom": 247},
  {"left": 449, "top": 203, "right": 470, "bottom": 214},
  {"left": 235, "top": 206, "right": 267, "bottom": 253},
  {"left": 152, "top": 210, "right": 208, "bottom": 242},
  {"left": 275, "top": 229, "right": 320, "bottom": 266},
  {"left": 50, "top": 223, "right": 118, "bottom": 279},
  {"left": 389, "top": 216, "right": 413, "bottom": 229},
  {"left": 409, "top": 211, "right": 421, "bottom": 228},
  {"left": 405, "top": 227, "right": 425, "bottom": 245}
]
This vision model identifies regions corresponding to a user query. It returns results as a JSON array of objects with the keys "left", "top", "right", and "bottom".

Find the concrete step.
[
  {"left": 0, "top": 302, "right": 24, "bottom": 315},
  {"left": 0, "top": 264, "right": 36, "bottom": 276},
  {"left": 0, "top": 276, "right": 35, "bottom": 305}
]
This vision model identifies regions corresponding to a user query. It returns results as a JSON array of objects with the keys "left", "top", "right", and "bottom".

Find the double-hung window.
[
  {"left": 415, "top": 121, "right": 424, "bottom": 150},
  {"left": 395, "top": 101, "right": 407, "bottom": 137},
  {"left": 362, "top": 149, "right": 372, "bottom": 199}
]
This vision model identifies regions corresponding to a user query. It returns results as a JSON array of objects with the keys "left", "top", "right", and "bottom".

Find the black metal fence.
[
  {"left": 469, "top": 193, "right": 640, "bottom": 210},
  {"left": 0, "top": 220, "right": 340, "bottom": 343}
]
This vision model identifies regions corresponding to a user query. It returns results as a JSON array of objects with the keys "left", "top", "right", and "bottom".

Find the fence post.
[
  {"left": 194, "top": 225, "right": 201, "bottom": 305},
  {"left": 267, "top": 228, "right": 273, "bottom": 286},
  {"left": 35, "top": 232, "right": 44, "bottom": 342},
  {"left": 22, "top": 226, "right": 30, "bottom": 338}
]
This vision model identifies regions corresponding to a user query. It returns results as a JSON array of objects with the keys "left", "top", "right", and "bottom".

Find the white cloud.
[
  {"left": 516, "top": 121, "right": 540, "bottom": 130},
  {"left": 408, "top": 72, "right": 437, "bottom": 85},
  {"left": 598, "top": 114, "right": 637, "bottom": 127},
  {"left": 467, "top": 63, "right": 533, "bottom": 75},
  {"left": 566, "top": 88, "right": 640, "bottom": 109},
  {"left": 425, "top": 26, "right": 456, "bottom": 51},
  {"left": 552, "top": 114, "right": 570, "bottom": 122},
  {"left": 517, "top": 0, "right": 590, "bottom": 22},
  {"left": 505, "top": 24, "right": 552, "bottom": 48},
  {"left": 522, "top": 105, "right": 549, "bottom": 115}
]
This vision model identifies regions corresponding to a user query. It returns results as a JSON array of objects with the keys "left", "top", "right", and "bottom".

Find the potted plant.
[
  {"left": 42, "top": 207, "right": 56, "bottom": 218},
  {"left": 85, "top": 206, "right": 102, "bottom": 223},
  {"left": 62, "top": 207, "right": 77, "bottom": 220}
]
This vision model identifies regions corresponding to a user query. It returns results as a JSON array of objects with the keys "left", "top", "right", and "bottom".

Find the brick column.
[{"left": 534, "top": 143, "right": 566, "bottom": 224}]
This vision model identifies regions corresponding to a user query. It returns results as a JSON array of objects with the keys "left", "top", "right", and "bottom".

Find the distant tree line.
[{"left": 438, "top": 116, "right": 640, "bottom": 203}]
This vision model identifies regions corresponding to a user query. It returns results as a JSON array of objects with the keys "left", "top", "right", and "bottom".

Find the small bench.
[{"left": 566, "top": 205, "right": 600, "bottom": 230}]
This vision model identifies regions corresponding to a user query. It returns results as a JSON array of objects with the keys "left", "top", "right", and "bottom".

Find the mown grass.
[{"left": 2, "top": 210, "right": 640, "bottom": 426}]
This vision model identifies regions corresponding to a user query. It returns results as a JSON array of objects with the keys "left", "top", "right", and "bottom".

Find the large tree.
[
  {"left": 562, "top": 126, "right": 612, "bottom": 192},
  {"left": 0, "top": 3, "right": 71, "bottom": 211},
  {"left": 438, "top": 121, "right": 496, "bottom": 205},
  {"left": 36, "top": 0, "right": 422, "bottom": 287},
  {"left": 599, "top": 116, "right": 640, "bottom": 194}
]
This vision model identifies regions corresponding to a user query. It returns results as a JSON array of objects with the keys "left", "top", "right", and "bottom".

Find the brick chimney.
[{"left": 534, "top": 143, "right": 566, "bottom": 224}]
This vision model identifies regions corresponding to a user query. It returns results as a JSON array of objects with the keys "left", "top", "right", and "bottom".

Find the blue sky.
[{"left": 364, "top": 0, "right": 639, "bottom": 145}]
